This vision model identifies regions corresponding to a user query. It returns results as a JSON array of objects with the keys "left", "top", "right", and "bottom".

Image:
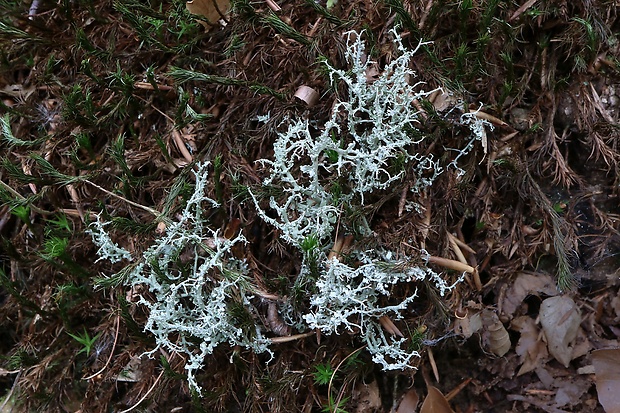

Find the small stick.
[
  {"left": 307, "top": 17, "right": 322, "bottom": 37},
  {"left": 171, "top": 129, "right": 193, "bottom": 163},
  {"left": 66, "top": 184, "right": 85, "bottom": 222},
  {"left": 472, "top": 267, "right": 482, "bottom": 291},
  {"left": 28, "top": 0, "right": 41, "bottom": 19},
  {"left": 269, "top": 332, "right": 315, "bottom": 343},
  {"left": 327, "top": 235, "right": 345, "bottom": 262},
  {"left": 264, "top": 0, "right": 281, "bottom": 12},
  {"left": 0, "top": 179, "right": 54, "bottom": 216},
  {"left": 427, "top": 255, "right": 475, "bottom": 274},
  {"left": 84, "top": 180, "right": 165, "bottom": 221},
  {"left": 420, "top": 194, "right": 431, "bottom": 249},
  {"left": 398, "top": 185, "right": 408, "bottom": 217},
  {"left": 328, "top": 347, "right": 366, "bottom": 413},
  {"left": 0, "top": 370, "right": 21, "bottom": 412},
  {"left": 418, "top": 0, "right": 434, "bottom": 30},
  {"left": 447, "top": 232, "right": 467, "bottom": 265},
  {"left": 450, "top": 234, "right": 476, "bottom": 255},
  {"left": 445, "top": 378, "right": 472, "bottom": 401},
  {"left": 470, "top": 109, "right": 508, "bottom": 127},
  {"left": 133, "top": 81, "right": 174, "bottom": 91},
  {"left": 427, "top": 347, "right": 440, "bottom": 383}
]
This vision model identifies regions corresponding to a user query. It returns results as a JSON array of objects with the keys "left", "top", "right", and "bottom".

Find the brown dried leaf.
[
  {"left": 540, "top": 296, "right": 581, "bottom": 367},
  {"left": 266, "top": 302, "right": 291, "bottom": 336},
  {"left": 117, "top": 356, "right": 142, "bottom": 382},
  {"left": 554, "top": 375, "right": 590, "bottom": 408},
  {"left": 453, "top": 311, "right": 482, "bottom": 339},
  {"left": 379, "top": 315, "right": 404, "bottom": 337},
  {"left": 186, "top": 0, "right": 230, "bottom": 28},
  {"left": 511, "top": 316, "right": 548, "bottom": 375},
  {"left": 592, "top": 349, "right": 620, "bottom": 413},
  {"left": 396, "top": 388, "right": 419, "bottom": 413},
  {"left": 352, "top": 380, "right": 381, "bottom": 413},
  {"left": 501, "top": 272, "right": 558, "bottom": 319},
  {"left": 420, "top": 386, "right": 455, "bottom": 413},
  {"left": 430, "top": 90, "right": 458, "bottom": 113}
]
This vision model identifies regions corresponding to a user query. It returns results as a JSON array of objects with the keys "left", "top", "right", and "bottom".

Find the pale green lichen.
[
  {"left": 251, "top": 29, "right": 485, "bottom": 371},
  {"left": 89, "top": 162, "right": 271, "bottom": 394}
]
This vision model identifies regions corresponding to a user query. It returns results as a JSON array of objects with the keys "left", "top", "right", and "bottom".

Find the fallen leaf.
[
  {"left": 540, "top": 296, "right": 581, "bottom": 367},
  {"left": 511, "top": 316, "right": 548, "bottom": 375},
  {"left": 117, "top": 356, "right": 142, "bottom": 382},
  {"left": 420, "top": 386, "right": 455, "bottom": 413},
  {"left": 396, "top": 388, "right": 419, "bottom": 413},
  {"left": 501, "top": 272, "right": 558, "bottom": 318},
  {"left": 293, "top": 85, "right": 319, "bottom": 107},
  {"left": 554, "top": 377, "right": 589, "bottom": 408},
  {"left": 430, "top": 90, "right": 459, "bottom": 113},
  {"left": 592, "top": 349, "right": 620, "bottom": 413},
  {"left": 453, "top": 311, "right": 482, "bottom": 339},
  {"left": 352, "top": 380, "right": 381, "bottom": 413},
  {"left": 186, "top": 0, "right": 230, "bottom": 28}
]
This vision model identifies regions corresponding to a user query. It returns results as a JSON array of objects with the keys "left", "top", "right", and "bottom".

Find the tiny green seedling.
[
  {"left": 10, "top": 205, "right": 31, "bottom": 227},
  {"left": 313, "top": 362, "right": 335, "bottom": 386},
  {"left": 67, "top": 328, "right": 101, "bottom": 357},
  {"left": 322, "top": 395, "right": 350, "bottom": 413}
]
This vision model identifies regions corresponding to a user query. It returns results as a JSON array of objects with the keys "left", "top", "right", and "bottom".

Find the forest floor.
[{"left": 1, "top": 1, "right": 620, "bottom": 412}]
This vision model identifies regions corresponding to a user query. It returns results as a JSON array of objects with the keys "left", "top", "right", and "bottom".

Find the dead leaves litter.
[
  {"left": 592, "top": 348, "right": 620, "bottom": 413},
  {"left": 540, "top": 296, "right": 581, "bottom": 368},
  {"left": 420, "top": 386, "right": 455, "bottom": 413}
]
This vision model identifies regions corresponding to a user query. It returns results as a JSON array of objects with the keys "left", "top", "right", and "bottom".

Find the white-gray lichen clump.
[
  {"left": 89, "top": 29, "right": 490, "bottom": 394},
  {"left": 90, "top": 162, "right": 271, "bottom": 394},
  {"left": 251, "top": 29, "right": 487, "bottom": 369},
  {"left": 251, "top": 29, "right": 444, "bottom": 246}
]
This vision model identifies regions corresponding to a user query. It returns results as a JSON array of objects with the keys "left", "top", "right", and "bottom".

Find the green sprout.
[
  {"left": 10, "top": 205, "right": 32, "bottom": 227},
  {"left": 67, "top": 328, "right": 101, "bottom": 357},
  {"left": 313, "top": 362, "right": 335, "bottom": 386},
  {"left": 322, "top": 395, "right": 350, "bottom": 413}
]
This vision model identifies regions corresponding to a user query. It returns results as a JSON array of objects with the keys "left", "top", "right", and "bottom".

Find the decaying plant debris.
[{"left": 0, "top": 0, "right": 619, "bottom": 412}]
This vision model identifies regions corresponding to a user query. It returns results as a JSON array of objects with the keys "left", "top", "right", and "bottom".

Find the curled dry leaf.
[
  {"left": 511, "top": 315, "right": 548, "bottom": 375},
  {"left": 539, "top": 296, "right": 581, "bottom": 367},
  {"left": 420, "top": 386, "right": 455, "bottom": 413},
  {"left": 501, "top": 272, "right": 558, "bottom": 319},
  {"left": 469, "top": 109, "right": 508, "bottom": 127},
  {"left": 453, "top": 311, "right": 482, "bottom": 339},
  {"left": 481, "top": 309, "right": 511, "bottom": 357},
  {"left": 430, "top": 89, "right": 458, "bottom": 113},
  {"left": 379, "top": 315, "right": 404, "bottom": 337},
  {"left": 352, "top": 380, "right": 381, "bottom": 413},
  {"left": 592, "top": 348, "right": 620, "bottom": 413},
  {"left": 266, "top": 302, "right": 291, "bottom": 336},
  {"left": 396, "top": 388, "right": 419, "bottom": 413},
  {"left": 186, "top": 0, "right": 231, "bottom": 29}
]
